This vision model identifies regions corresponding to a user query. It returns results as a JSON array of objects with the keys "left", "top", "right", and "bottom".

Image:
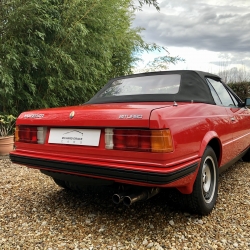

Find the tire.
[
  {"left": 184, "top": 146, "right": 219, "bottom": 215},
  {"left": 52, "top": 178, "right": 69, "bottom": 189},
  {"left": 53, "top": 178, "right": 84, "bottom": 192},
  {"left": 52, "top": 178, "right": 101, "bottom": 193},
  {"left": 66, "top": 181, "right": 83, "bottom": 192},
  {"left": 242, "top": 148, "right": 250, "bottom": 162}
]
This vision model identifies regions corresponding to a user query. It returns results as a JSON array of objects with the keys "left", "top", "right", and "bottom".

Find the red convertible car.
[{"left": 10, "top": 70, "right": 250, "bottom": 215}]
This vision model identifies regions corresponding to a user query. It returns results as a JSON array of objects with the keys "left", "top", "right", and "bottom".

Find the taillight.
[
  {"left": 15, "top": 126, "right": 47, "bottom": 144},
  {"left": 105, "top": 128, "right": 173, "bottom": 153},
  {"left": 151, "top": 130, "right": 173, "bottom": 153}
]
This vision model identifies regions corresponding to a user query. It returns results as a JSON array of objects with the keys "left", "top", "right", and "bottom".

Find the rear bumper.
[{"left": 10, "top": 154, "right": 198, "bottom": 186}]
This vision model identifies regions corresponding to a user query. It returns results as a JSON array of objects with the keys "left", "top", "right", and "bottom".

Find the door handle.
[{"left": 231, "top": 117, "right": 236, "bottom": 121}]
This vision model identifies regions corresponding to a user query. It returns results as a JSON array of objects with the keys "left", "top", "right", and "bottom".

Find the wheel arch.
[{"left": 198, "top": 131, "right": 222, "bottom": 166}]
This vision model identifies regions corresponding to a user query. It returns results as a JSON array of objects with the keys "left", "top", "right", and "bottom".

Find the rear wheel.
[
  {"left": 242, "top": 148, "right": 250, "bottom": 162},
  {"left": 53, "top": 178, "right": 83, "bottom": 192},
  {"left": 52, "top": 178, "right": 69, "bottom": 189},
  {"left": 185, "top": 146, "right": 218, "bottom": 215}
]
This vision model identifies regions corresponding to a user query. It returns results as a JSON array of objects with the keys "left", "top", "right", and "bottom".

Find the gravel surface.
[{"left": 0, "top": 158, "right": 250, "bottom": 250}]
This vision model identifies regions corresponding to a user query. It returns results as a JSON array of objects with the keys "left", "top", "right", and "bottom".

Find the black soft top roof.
[{"left": 87, "top": 70, "right": 220, "bottom": 105}]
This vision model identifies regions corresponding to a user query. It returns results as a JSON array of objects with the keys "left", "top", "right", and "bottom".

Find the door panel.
[
  {"left": 206, "top": 77, "right": 250, "bottom": 161},
  {"left": 227, "top": 107, "right": 250, "bottom": 155}
]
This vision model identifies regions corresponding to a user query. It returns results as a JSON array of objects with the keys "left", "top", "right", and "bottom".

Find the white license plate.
[{"left": 48, "top": 128, "right": 101, "bottom": 146}]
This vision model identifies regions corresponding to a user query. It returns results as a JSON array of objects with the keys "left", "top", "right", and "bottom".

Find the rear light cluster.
[
  {"left": 15, "top": 126, "right": 47, "bottom": 144},
  {"left": 105, "top": 128, "right": 173, "bottom": 153}
]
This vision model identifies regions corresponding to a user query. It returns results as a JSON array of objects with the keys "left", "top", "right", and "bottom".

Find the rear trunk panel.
[
  {"left": 14, "top": 103, "right": 175, "bottom": 169},
  {"left": 17, "top": 103, "right": 171, "bottom": 128}
]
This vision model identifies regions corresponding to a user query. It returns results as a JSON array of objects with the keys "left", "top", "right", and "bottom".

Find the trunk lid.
[{"left": 17, "top": 103, "right": 172, "bottom": 128}]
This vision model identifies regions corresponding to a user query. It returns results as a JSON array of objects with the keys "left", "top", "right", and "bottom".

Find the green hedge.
[{"left": 228, "top": 82, "right": 250, "bottom": 101}]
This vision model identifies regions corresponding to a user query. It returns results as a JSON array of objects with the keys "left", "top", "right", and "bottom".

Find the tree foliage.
[
  {"left": 228, "top": 82, "right": 250, "bottom": 101},
  {"left": 218, "top": 67, "right": 250, "bottom": 84},
  {"left": 0, "top": 0, "right": 172, "bottom": 116},
  {"left": 133, "top": 0, "right": 160, "bottom": 11},
  {"left": 138, "top": 53, "right": 184, "bottom": 73}
]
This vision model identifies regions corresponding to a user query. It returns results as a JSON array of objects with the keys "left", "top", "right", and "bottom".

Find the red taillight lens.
[
  {"left": 114, "top": 129, "right": 126, "bottom": 150},
  {"left": 125, "top": 130, "right": 139, "bottom": 149},
  {"left": 17, "top": 126, "right": 38, "bottom": 143},
  {"left": 113, "top": 129, "right": 154, "bottom": 152},
  {"left": 139, "top": 130, "right": 151, "bottom": 151}
]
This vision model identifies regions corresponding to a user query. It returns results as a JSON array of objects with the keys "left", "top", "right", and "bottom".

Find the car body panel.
[{"left": 226, "top": 106, "right": 250, "bottom": 156}]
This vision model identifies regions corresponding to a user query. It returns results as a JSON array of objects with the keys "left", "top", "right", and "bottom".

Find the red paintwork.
[{"left": 11, "top": 102, "right": 250, "bottom": 194}]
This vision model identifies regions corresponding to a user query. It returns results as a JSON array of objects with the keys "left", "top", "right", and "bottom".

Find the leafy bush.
[
  {"left": 0, "top": 115, "right": 16, "bottom": 137},
  {"left": 228, "top": 82, "right": 250, "bottom": 101},
  {"left": 0, "top": 0, "right": 165, "bottom": 115}
]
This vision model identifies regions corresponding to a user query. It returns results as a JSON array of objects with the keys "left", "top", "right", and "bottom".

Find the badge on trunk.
[
  {"left": 69, "top": 111, "right": 75, "bottom": 119},
  {"left": 119, "top": 114, "right": 143, "bottom": 119}
]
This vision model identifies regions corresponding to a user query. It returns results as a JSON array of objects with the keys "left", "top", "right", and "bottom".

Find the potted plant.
[{"left": 0, "top": 114, "right": 16, "bottom": 155}]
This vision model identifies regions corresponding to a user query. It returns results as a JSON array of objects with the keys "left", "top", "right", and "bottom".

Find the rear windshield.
[{"left": 99, "top": 74, "right": 181, "bottom": 97}]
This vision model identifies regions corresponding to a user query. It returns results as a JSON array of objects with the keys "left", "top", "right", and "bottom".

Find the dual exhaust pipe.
[{"left": 112, "top": 187, "right": 160, "bottom": 206}]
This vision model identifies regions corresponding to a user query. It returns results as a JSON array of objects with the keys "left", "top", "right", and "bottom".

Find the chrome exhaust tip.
[
  {"left": 112, "top": 192, "right": 127, "bottom": 204},
  {"left": 123, "top": 188, "right": 160, "bottom": 206}
]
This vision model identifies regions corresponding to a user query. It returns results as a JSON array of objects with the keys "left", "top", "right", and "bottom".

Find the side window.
[
  {"left": 206, "top": 80, "right": 222, "bottom": 105},
  {"left": 228, "top": 91, "right": 239, "bottom": 106},
  {"left": 206, "top": 78, "right": 235, "bottom": 107}
]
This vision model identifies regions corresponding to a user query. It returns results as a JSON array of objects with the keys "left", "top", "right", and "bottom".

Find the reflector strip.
[
  {"left": 105, "top": 128, "right": 114, "bottom": 149},
  {"left": 37, "top": 127, "right": 47, "bottom": 144}
]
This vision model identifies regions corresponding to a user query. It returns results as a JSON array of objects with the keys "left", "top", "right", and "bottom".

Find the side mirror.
[{"left": 245, "top": 98, "right": 250, "bottom": 106}]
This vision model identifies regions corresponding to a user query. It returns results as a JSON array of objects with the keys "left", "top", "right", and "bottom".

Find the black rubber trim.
[{"left": 10, "top": 154, "right": 198, "bottom": 185}]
